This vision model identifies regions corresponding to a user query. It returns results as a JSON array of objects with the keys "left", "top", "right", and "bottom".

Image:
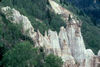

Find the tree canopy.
[{"left": 1, "top": 41, "right": 63, "bottom": 67}]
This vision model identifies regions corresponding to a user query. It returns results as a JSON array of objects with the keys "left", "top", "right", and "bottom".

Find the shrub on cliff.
[{"left": 1, "top": 41, "right": 63, "bottom": 67}]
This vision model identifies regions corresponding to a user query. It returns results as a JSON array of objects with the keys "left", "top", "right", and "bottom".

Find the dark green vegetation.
[
  {"left": 0, "top": 13, "right": 63, "bottom": 67},
  {"left": 0, "top": 0, "right": 100, "bottom": 66},
  {"left": 2, "top": 41, "right": 63, "bottom": 67},
  {"left": 0, "top": 0, "right": 64, "bottom": 67},
  {"left": 45, "top": 54, "right": 63, "bottom": 67},
  {"left": 0, "top": 0, "right": 66, "bottom": 34},
  {"left": 65, "top": 0, "right": 100, "bottom": 26}
]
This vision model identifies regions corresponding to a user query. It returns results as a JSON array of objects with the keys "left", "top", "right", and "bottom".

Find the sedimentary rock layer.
[{"left": 1, "top": 0, "right": 100, "bottom": 66}]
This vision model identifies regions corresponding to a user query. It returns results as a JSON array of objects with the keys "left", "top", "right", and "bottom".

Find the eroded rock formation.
[{"left": 1, "top": 0, "right": 100, "bottom": 67}]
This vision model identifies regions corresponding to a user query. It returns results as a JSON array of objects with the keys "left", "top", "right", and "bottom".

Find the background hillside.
[{"left": 64, "top": 0, "right": 100, "bottom": 26}]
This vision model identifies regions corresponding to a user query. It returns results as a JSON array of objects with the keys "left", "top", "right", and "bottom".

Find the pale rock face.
[
  {"left": 96, "top": 50, "right": 100, "bottom": 67},
  {"left": 1, "top": 6, "right": 75, "bottom": 65},
  {"left": 49, "top": 0, "right": 97, "bottom": 67},
  {"left": 48, "top": 0, "right": 62, "bottom": 14},
  {"left": 48, "top": 0, "right": 71, "bottom": 16},
  {"left": 1, "top": 6, "right": 37, "bottom": 41},
  {"left": 1, "top": 3, "right": 99, "bottom": 67},
  {"left": 98, "top": 50, "right": 100, "bottom": 56},
  {"left": 48, "top": 30, "right": 62, "bottom": 56},
  {"left": 63, "top": 19, "right": 84, "bottom": 64},
  {"left": 35, "top": 30, "right": 44, "bottom": 47},
  {"left": 43, "top": 33, "right": 53, "bottom": 54},
  {"left": 59, "top": 27, "right": 75, "bottom": 66},
  {"left": 84, "top": 49, "right": 94, "bottom": 67},
  {"left": 66, "top": 22, "right": 86, "bottom": 63}
]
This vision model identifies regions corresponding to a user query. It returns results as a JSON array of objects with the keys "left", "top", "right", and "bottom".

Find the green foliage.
[
  {"left": 0, "top": 0, "right": 99, "bottom": 66},
  {"left": 46, "top": 11, "right": 66, "bottom": 32},
  {"left": 81, "top": 17, "right": 100, "bottom": 53},
  {"left": 45, "top": 54, "right": 63, "bottom": 67},
  {"left": 0, "top": 0, "right": 66, "bottom": 34},
  {"left": 75, "top": 9, "right": 100, "bottom": 54},
  {"left": 0, "top": 1, "right": 64, "bottom": 66},
  {"left": 0, "top": 14, "right": 34, "bottom": 48},
  {"left": 2, "top": 41, "right": 63, "bottom": 67},
  {"left": 2, "top": 41, "right": 38, "bottom": 67},
  {"left": 0, "top": 13, "right": 34, "bottom": 66}
]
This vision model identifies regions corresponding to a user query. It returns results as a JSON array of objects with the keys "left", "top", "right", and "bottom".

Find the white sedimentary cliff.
[
  {"left": 1, "top": 6, "right": 37, "bottom": 41},
  {"left": 1, "top": 0, "right": 100, "bottom": 67}
]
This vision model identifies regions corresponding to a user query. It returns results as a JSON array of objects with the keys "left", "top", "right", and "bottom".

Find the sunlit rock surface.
[
  {"left": 1, "top": 6, "right": 37, "bottom": 41},
  {"left": 1, "top": 0, "right": 100, "bottom": 66},
  {"left": 98, "top": 50, "right": 100, "bottom": 56}
]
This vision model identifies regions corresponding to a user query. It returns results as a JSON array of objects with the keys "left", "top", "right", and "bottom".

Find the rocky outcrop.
[
  {"left": 98, "top": 50, "right": 100, "bottom": 56},
  {"left": 1, "top": 6, "right": 37, "bottom": 42},
  {"left": 1, "top": 0, "right": 100, "bottom": 67}
]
